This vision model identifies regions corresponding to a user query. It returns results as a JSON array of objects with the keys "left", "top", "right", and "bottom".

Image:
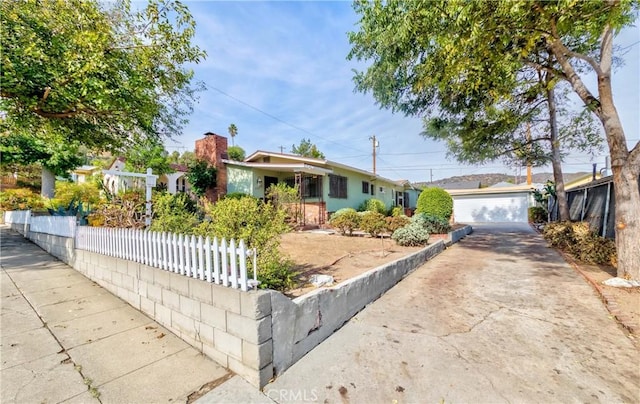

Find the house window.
[
  {"left": 176, "top": 177, "right": 186, "bottom": 192},
  {"left": 329, "top": 174, "right": 347, "bottom": 199},
  {"left": 370, "top": 184, "right": 375, "bottom": 195},
  {"left": 362, "top": 181, "right": 369, "bottom": 194},
  {"left": 379, "top": 186, "right": 384, "bottom": 194},
  {"left": 284, "top": 176, "right": 320, "bottom": 198}
]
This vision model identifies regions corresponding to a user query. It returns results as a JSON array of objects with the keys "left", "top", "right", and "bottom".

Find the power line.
[
  {"left": 378, "top": 150, "right": 447, "bottom": 156},
  {"left": 205, "top": 83, "right": 369, "bottom": 155}
]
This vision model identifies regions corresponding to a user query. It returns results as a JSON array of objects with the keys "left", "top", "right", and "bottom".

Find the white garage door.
[{"left": 453, "top": 193, "right": 530, "bottom": 223}]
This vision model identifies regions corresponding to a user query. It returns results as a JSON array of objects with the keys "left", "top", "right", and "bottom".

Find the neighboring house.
[
  {"left": 103, "top": 158, "right": 190, "bottom": 195},
  {"left": 447, "top": 184, "right": 535, "bottom": 223},
  {"left": 195, "top": 133, "right": 417, "bottom": 225},
  {"left": 159, "top": 164, "right": 191, "bottom": 194},
  {"left": 71, "top": 165, "right": 101, "bottom": 183}
]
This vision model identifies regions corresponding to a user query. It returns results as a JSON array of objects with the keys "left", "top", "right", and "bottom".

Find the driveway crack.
[{"left": 438, "top": 307, "right": 503, "bottom": 337}]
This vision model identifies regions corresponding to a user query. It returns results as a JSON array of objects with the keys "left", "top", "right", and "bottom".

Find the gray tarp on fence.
[{"left": 551, "top": 175, "right": 640, "bottom": 239}]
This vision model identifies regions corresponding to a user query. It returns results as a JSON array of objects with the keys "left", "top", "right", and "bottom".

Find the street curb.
[{"left": 530, "top": 223, "right": 638, "bottom": 336}]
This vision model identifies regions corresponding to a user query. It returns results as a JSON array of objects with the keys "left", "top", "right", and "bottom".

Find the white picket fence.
[
  {"left": 30, "top": 216, "right": 77, "bottom": 237},
  {"left": 75, "top": 227, "right": 258, "bottom": 291}
]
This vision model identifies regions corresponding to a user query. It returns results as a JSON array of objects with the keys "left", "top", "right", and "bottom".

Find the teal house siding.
[
  {"left": 227, "top": 166, "right": 255, "bottom": 196},
  {"left": 222, "top": 150, "right": 417, "bottom": 223}
]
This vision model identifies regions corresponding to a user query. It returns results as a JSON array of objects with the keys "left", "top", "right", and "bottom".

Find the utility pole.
[
  {"left": 279, "top": 146, "right": 285, "bottom": 154},
  {"left": 369, "top": 135, "right": 378, "bottom": 175},
  {"left": 430, "top": 169, "right": 433, "bottom": 183}
]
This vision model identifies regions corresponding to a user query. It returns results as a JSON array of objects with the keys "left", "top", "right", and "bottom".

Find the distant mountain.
[{"left": 414, "top": 172, "right": 592, "bottom": 189}]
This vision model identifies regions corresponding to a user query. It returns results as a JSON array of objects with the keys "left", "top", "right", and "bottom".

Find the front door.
[{"left": 264, "top": 176, "right": 278, "bottom": 191}]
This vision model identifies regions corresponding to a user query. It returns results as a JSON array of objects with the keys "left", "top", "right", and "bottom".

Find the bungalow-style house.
[
  {"left": 71, "top": 165, "right": 101, "bottom": 183},
  {"left": 195, "top": 133, "right": 416, "bottom": 225},
  {"left": 103, "top": 157, "right": 191, "bottom": 195}
]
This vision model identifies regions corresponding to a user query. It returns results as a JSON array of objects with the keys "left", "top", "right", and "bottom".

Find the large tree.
[
  {"left": 1, "top": 0, "right": 206, "bottom": 151},
  {"left": 291, "top": 138, "right": 326, "bottom": 159},
  {"left": 0, "top": 132, "right": 83, "bottom": 197},
  {"left": 123, "top": 141, "right": 173, "bottom": 176},
  {"left": 349, "top": 0, "right": 639, "bottom": 279}
]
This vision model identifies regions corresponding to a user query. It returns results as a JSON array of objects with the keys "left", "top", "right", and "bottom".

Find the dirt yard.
[{"left": 280, "top": 231, "right": 423, "bottom": 297}]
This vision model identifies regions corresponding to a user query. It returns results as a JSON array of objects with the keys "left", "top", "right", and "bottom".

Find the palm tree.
[{"left": 228, "top": 123, "right": 238, "bottom": 146}]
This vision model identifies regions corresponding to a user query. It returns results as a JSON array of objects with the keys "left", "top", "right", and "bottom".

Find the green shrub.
[
  {"left": 528, "top": 206, "right": 547, "bottom": 223},
  {"left": 385, "top": 215, "right": 410, "bottom": 233},
  {"left": 416, "top": 187, "right": 453, "bottom": 221},
  {"left": 329, "top": 208, "right": 360, "bottom": 236},
  {"left": 390, "top": 206, "right": 404, "bottom": 217},
  {"left": 391, "top": 222, "right": 430, "bottom": 246},
  {"left": 543, "top": 221, "right": 617, "bottom": 266},
  {"left": 357, "top": 198, "right": 386, "bottom": 215},
  {"left": 360, "top": 211, "right": 387, "bottom": 237},
  {"left": 0, "top": 188, "right": 46, "bottom": 211},
  {"left": 150, "top": 192, "right": 200, "bottom": 234},
  {"left": 256, "top": 252, "right": 298, "bottom": 292},
  {"left": 195, "top": 197, "right": 295, "bottom": 291},
  {"left": 411, "top": 213, "right": 451, "bottom": 234},
  {"left": 186, "top": 159, "right": 217, "bottom": 197},
  {"left": 50, "top": 181, "right": 104, "bottom": 211}
]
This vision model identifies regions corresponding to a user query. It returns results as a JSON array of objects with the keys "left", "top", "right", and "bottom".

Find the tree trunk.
[
  {"left": 547, "top": 86, "right": 570, "bottom": 221},
  {"left": 549, "top": 28, "right": 640, "bottom": 279},
  {"left": 41, "top": 167, "right": 55, "bottom": 198},
  {"left": 612, "top": 165, "right": 640, "bottom": 279},
  {"left": 598, "top": 67, "right": 640, "bottom": 280}
]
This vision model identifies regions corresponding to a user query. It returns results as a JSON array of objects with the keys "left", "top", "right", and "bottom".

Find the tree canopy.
[
  {"left": 0, "top": 132, "right": 82, "bottom": 177},
  {"left": 227, "top": 146, "right": 246, "bottom": 161},
  {"left": 349, "top": 0, "right": 640, "bottom": 279},
  {"left": 1, "top": 0, "right": 206, "bottom": 151},
  {"left": 291, "top": 138, "right": 325, "bottom": 159},
  {"left": 123, "top": 141, "right": 173, "bottom": 176}
]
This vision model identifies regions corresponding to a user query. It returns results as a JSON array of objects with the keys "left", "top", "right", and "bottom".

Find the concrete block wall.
[
  {"left": 446, "top": 225, "right": 473, "bottom": 246},
  {"left": 10, "top": 223, "right": 27, "bottom": 236},
  {"left": 23, "top": 225, "right": 471, "bottom": 388},
  {"left": 72, "top": 249, "right": 274, "bottom": 388},
  {"left": 269, "top": 240, "right": 446, "bottom": 376},
  {"left": 28, "top": 231, "right": 75, "bottom": 265}
]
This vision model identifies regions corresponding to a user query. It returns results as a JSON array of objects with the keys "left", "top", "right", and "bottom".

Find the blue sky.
[{"left": 170, "top": 1, "right": 639, "bottom": 183}]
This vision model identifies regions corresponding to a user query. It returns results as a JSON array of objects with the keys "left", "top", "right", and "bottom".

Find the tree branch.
[
  {"left": 524, "top": 61, "right": 567, "bottom": 81},
  {"left": 31, "top": 106, "right": 114, "bottom": 119},
  {"left": 546, "top": 38, "right": 602, "bottom": 116}
]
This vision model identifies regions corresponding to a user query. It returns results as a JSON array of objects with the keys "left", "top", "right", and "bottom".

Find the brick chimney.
[{"left": 195, "top": 132, "right": 228, "bottom": 202}]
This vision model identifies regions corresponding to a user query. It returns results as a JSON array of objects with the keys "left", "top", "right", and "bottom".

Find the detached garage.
[{"left": 448, "top": 186, "right": 534, "bottom": 223}]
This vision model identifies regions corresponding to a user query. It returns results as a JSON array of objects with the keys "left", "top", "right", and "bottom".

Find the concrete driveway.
[{"left": 266, "top": 223, "right": 639, "bottom": 403}]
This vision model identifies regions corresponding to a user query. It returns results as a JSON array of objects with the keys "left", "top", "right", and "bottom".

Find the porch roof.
[{"left": 223, "top": 160, "right": 333, "bottom": 176}]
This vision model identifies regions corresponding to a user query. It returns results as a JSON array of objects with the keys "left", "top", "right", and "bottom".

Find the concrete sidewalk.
[
  {"left": 1, "top": 227, "right": 237, "bottom": 403},
  {"left": 267, "top": 223, "right": 640, "bottom": 403}
]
